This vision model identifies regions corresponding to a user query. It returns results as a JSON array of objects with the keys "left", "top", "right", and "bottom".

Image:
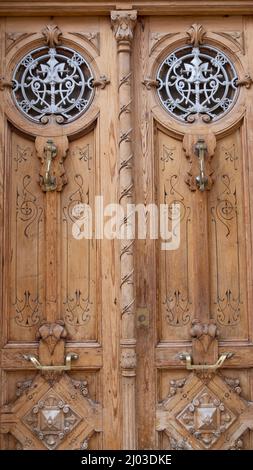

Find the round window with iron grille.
[
  {"left": 12, "top": 46, "right": 94, "bottom": 124},
  {"left": 156, "top": 45, "right": 238, "bottom": 122}
]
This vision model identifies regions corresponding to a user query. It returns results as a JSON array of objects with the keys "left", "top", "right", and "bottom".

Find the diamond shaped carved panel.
[
  {"left": 23, "top": 391, "right": 81, "bottom": 449},
  {"left": 0, "top": 373, "right": 102, "bottom": 450},
  {"left": 156, "top": 372, "right": 253, "bottom": 450},
  {"left": 176, "top": 386, "right": 236, "bottom": 448}
]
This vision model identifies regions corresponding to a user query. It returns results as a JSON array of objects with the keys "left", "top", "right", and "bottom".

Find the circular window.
[
  {"left": 156, "top": 45, "right": 238, "bottom": 122},
  {"left": 12, "top": 46, "right": 94, "bottom": 124}
]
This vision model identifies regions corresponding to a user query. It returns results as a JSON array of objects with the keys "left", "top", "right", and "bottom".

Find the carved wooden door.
[
  {"left": 135, "top": 16, "right": 253, "bottom": 450},
  {"left": 0, "top": 17, "right": 121, "bottom": 450},
  {"left": 1, "top": 8, "right": 253, "bottom": 452}
]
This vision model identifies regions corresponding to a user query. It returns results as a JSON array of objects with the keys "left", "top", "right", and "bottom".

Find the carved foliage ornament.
[
  {"left": 156, "top": 24, "right": 239, "bottom": 122},
  {"left": 12, "top": 26, "right": 94, "bottom": 124},
  {"left": 186, "top": 24, "right": 206, "bottom": 47}
]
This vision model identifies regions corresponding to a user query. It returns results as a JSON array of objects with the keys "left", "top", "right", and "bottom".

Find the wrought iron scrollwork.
[
  {"left": 156, "top": 45, "right": 238, "bottom": 122},
  {"left": 12, "top": 46, "right": 94, "bottom": 124}
]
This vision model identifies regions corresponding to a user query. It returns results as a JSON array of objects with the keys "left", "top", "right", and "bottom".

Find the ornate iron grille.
[
  {"left": 12, "top": 46, "right": 94, "bottom": 124},
  {"left": 156, "top": 45, "right": 238, "bottom": 122}
]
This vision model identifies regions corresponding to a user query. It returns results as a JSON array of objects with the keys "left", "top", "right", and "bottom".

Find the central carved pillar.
[{"left": 111, "top": 10, "right": 137, "bottom": 449}]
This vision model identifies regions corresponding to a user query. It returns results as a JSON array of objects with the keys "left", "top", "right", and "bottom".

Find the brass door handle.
[
  {"left": 23, "top": 352, "right": 78, "bottom": 371},
  {"left": 195, "top": 138, "right": 208, "bottom": 192},
  {"left": 178, "top": 352, "right": 233, "bottom": 371}
]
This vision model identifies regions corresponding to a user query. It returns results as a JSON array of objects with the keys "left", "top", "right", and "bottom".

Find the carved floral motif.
[
  {"left": 186, "top": 23, "right": 207, "bottom": 47},
  {"left": 42, "top": 24, "right": 62, "bottom": 48}
]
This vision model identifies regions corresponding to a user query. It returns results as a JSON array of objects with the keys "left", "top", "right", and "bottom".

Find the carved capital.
[
  {"left": 42, "top": 24, "right": 62, "bottom": 48},
  {"left": 111, "top": 10, "right": 137, "bottom": 45},
  {"left": 186, "top": 23, "right": 206, "bottom": 47}
]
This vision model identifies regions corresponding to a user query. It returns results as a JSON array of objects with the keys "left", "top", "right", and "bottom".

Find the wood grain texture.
[
  {"left": 138, "top": 14, "right": 253, "bottom": 449},
  {"left": 0, "top": 15, "right": 120, "bottom": 450},
  {"left": 1, "top": 7, "right": 253, "bottom": 451},
  {"left": 1, "top": 1, "right": 253, "bottom": 16},
  {"left": 111, "top": 9, "right": 137, "bottom": 450}
]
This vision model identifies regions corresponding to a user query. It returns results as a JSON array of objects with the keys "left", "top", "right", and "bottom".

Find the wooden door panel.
[
  {"left": 0, "top": 15, "right": 120, "bottom": 450},
  {"left": 157, "top": 128, "right": 194, "bottom": 339},
  {"left": 209, "top": 130, "right": 248, "bottom": 339},
  {"left": 61, "top": 129, "right": 99, "bottom": 341},
  {"left": 8, "top": 131, "right": 45, "bottom": 341},
  {"left": 135, "top": 14, "right": 253, "bottom": 450}
]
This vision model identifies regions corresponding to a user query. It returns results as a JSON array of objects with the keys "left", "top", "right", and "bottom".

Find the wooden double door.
[{"left": 1, "top": 6, "right": 253, "bottom": 450}]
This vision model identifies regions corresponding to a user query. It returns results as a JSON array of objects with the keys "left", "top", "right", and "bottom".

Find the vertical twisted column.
[{"left": 111, "top": 10, "right": 137, "bottom": 449}]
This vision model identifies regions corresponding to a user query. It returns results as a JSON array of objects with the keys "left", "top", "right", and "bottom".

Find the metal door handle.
[
  {"left": 195, "top": 138, "right": 208, "bottom": 191},
  {"left": 178, "top": 352, "right": 233, "bottom": 371},
  {"left": 23, "top": 352, "right": 78, "bottom": 371}
]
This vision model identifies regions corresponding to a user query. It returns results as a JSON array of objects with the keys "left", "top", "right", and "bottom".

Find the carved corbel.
[
  {"left": 22, "top": 320, "right": 69, "bottom": 383},
  {"left": 0, "top": 77, "right": 13, "bottom": 91},
  {"left": 186, "top": 23, "right": 207, "bottom": 47},
  {"left": 183, "top": 130, "right": 216, "bottom": 191},
  {"left": 190, "top": 319, "right": 219, "bottom": 365},
  {"left": 92, "top": 75, "right": 110, "bottom": 89},
  {"left": 35, "top": 136, "right": 69, "bottom": 192},
  {"left": 42, "top": 24, "right": 62, "bottom": 48},
  {"left": 236, "top": 74, "right": 253, "bottom": 89},
  {"left": 142, "top": 77, "right": 159, "bottom": 90},
  {"left": 37, "top": 320, "right": 67, "bottom": 358}
]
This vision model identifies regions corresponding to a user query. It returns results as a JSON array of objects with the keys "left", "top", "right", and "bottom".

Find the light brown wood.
[
  {"left": 137, "top": 14, "right": 253, "bottom": 450},
  {"left": 0, "top": 15, "right": 120, "bottom": 450},
  {"left": 1, "top": 2, "right": 253, "bottom": 451},
  {"left": 111, "top": 9, "right": 137, "bottom": 450},
  {"left": 1, "top": 1, "right": 253, "bottom": 16}
]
